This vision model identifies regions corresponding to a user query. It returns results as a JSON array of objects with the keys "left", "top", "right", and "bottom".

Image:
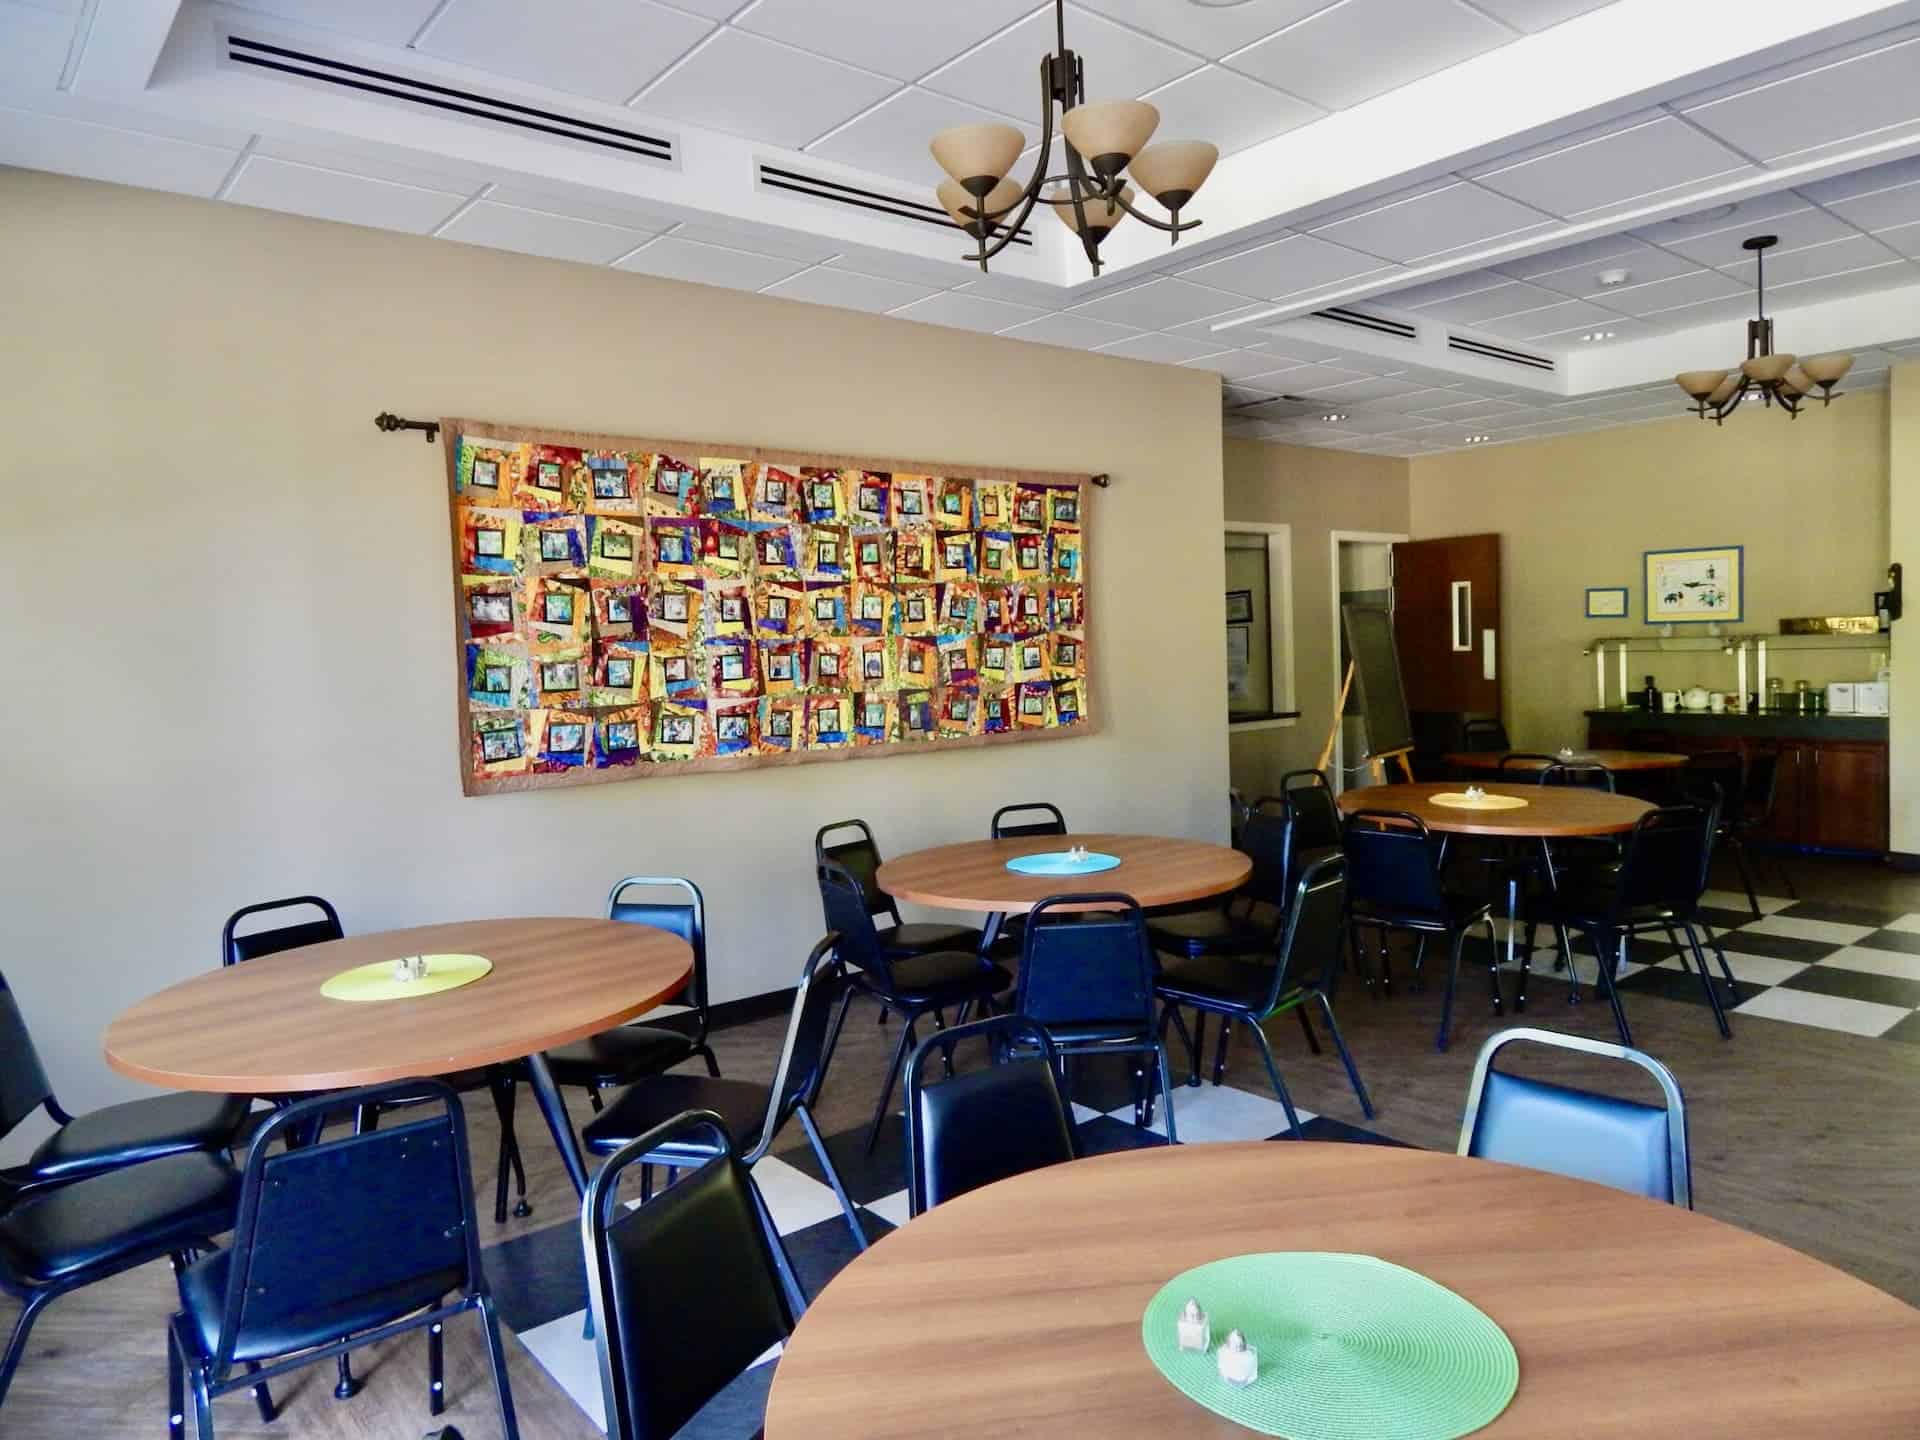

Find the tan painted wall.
[
  {"left": 1408, "top": 396, "right": 1891, "bottom": 749},
  {"left": 1889, "top": 365, "right": 1920, "bottom": 852},
  {"left": 1222, "top": 439, "right": 1410, "bottom": 796},
  {"left": 0, "top": 169, "right": 1226, "bottom": 1116}
]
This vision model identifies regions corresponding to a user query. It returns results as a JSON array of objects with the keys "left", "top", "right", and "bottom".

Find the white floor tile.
[
  {"left": 866, "top": 1188, "right": 912, "bottom": 1229},
  {"left": 1122, "top": 1082, "right": 1314, "bottom": 1142},
  {"left": 1883, "top": 913, "right": 1920, "bottom": 935},
  {"left": 1657, "top": 949, "right": 1808, "bottom": 986},
  {"left": 1734, "top": 986, "right": 1910, "bottom": 1037},
  {"left": 1735, "top": 913, "right": 1873, "bottom": 946},
  {"left": 517, "top": 1309, "right": 604, "bottom": 1430},
  {"left": 1817, "top": 947, "right": 1920, "bottom": 980},
  {"left": 1701, "top": 889, "right": 1793, "bottom": 915},
  {"left": 1071, "top": 1102, "right": 1108, "bottom": 1125},
  {"left": 751, "top": 1155, "right": 847, "bottom": 1236},
  {"left": 1504, "top": 949, "right": 1645, "bottom": 984}
]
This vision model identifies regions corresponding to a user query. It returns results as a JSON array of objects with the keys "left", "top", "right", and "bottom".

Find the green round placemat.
[{"left": 1141, "top": 1252, "right": 1518, "bottom": 1440}]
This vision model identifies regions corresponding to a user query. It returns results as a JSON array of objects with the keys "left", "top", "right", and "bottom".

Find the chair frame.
[
  {"left": 990, "top": 802, "right": 1067, "bottom": 838},
  {"left": 904, "top": 1015, "right": 1072, "bottom": 1217},
  {"left": 218, "top": 896, "right": 341, "bottom": 967},
  {"left": 167, "top": 1080, "right": 519, "bottom": 1440},
  {"left": 582, "top": 1111, "right": 805, "bottom": 1440},
  {"left": 1457, "top": 1026, "right": 1691, "bottom": 1208}
]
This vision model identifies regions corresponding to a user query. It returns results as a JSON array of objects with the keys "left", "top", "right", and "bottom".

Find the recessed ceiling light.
[
  {"left": 1187, "top": 0, "right": 1260, "bottom": 7},
  {"left": 1596, "top": 268, "right": 1631, "bottom": 288},
  {"left": 1580, "top": 330, "right": 1617, "bottom": 342},
  {"left": 1670, "top": 202, "right": 1739, "bottom": 227},
  {"left": 1464, "top": 434, "right": 1493, "bottom": 444},
  {"left": 1321, "top": 412, "right": 1348, "bottom": 422}
]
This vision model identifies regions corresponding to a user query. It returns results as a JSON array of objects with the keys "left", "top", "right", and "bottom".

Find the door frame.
[
  {"left": 1225, "top": 521, "right": 1296, "bottom": 734},
  {"left": 1329, "top": 529, "right": 1409, "bottom": 791}
]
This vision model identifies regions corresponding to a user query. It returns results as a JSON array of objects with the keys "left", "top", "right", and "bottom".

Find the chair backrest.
[
  {"left": 1497, "top": 752, "right": 1556, "bottom": 778},
  {"left": 1458, "top": 1027, "right": 1690, "bottom": 1207},
  {"left": 905, "top": 1016, "right": 1074, "bottom": 1216},
  {"left": 1342, "top": 810, "right": 1447, "bottom": 917},
  {"left": 607, "top": 876, "right": 710, "bottom": 1031},
  {"left": 0, "top": 970, "right": 56, "bottom": 1142},
  {"left": 1461, "top": 716, "right": 1511, "bottom": 753},
  {"left": 583, "top": 1112, "right": 803, "bottom": 1440},
  {"left": 743, "top": 936, "right": 846, "bottom": 1162},
  {"left": 1238, "top": 808, "right": 1297, "bottom": 914},
  {"left": 1279, "top": 769, "right": 1342, "bottom": 864},
  {"left": 811, "top": 819, "right": 897, "bottom": 923},
  {"left": 990, "top": 802, "right": 1067, "bottom": 839},
  {"left": 1542, "top": 760, "right": 1614, "bottom": 791},
  {"left": 1017, "top": 894, "right": 1156, "bottom": 1035},
  {"left": 1228, "top": 789, "right": 1250, "bottom": 848},
  {"left": 221, "top": 895, "right": 343, "bottom": 967},
  {"left": 1262, "top": 854, "right": 1349, "bottom": 1013},
  {"left": 1616, "top": 802, "right": 1715, "bottom": 914},
  {"left": 1743, "top": 749, "right": 1783, "bottom": 823},
  {"left": 1625, "top": 728, "right": 1674, "bottom": 752},
  {"left": 816, "top": 860, "right": 893, "bottom": 990},
  {"left": 1679, "top": 750, "right": 1739, "bottom": 813},
  {"left": 212, "top": 1080, "right": 483, "bottom": 1381}
]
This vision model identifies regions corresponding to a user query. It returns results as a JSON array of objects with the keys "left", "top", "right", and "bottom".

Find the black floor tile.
[
  {"left": 677, "top": 1358, "right": 774, "bottom": 1440},
  {"left": 1883, "top": 1011, "right": 1920, "bottom": 1046},
  {"left": 783, "top": 1212, "right": 888, "bottom": 1301},
  {"left": 484, "top": 1218, "right": 585, "bottom": 1334},
  {"left": 1778, "top": 901, "right": 1904, "bottom": 929},
  {"left": 1779, "top": 965, "right": 1920, "bottom": 1008},
  {"left": 1696, "top": 905, "right": 1759, "bottom": 932},
  {"left": 772, "top": 1116, "right": 908, "bottom": 1205},
  {"left": 1291, "top": 1115, "right": 1409, "bottom": 1147},
  {"left": 1707, "top": 930, "right": 1842, "bottom": 963},
  {"left": 1615, "top": 965, "right": 1760, "bottom": 1010},
  {"left": 1075, "top": 1113, "right": 1170, "bottom": 1154},
  {"left": 1853, "top": 929, "right": 1920, "bottom": 957}
]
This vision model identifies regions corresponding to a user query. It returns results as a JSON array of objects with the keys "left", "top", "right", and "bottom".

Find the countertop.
[{"left": 1584, "top": 708, "right": 1888, "bottom": 741}]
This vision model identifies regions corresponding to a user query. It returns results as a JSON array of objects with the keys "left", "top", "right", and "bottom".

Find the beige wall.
[
  {"left": 1222, "top": 439, "right": 1410, "bottom": 796},
  {"left": 0, "top": 169, "right": 1227, "bottom": 1117},
  {"left": 1409, "top": 395, "right": 1891, "bottom": 749},
  {"left": 1890, "top": 365, "right": 1920, "bottom": 852}
]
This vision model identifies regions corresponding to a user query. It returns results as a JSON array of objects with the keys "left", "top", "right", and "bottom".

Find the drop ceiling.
[{"left": 4, "top": 0, "right": 1920, "bottom": 454}]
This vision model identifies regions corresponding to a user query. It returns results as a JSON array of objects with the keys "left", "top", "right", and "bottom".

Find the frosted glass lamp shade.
[
  {"left": 1675, "top": 369, "right": 1729, "bottom": 400},
  {"left": 930, "top": 123, "right": 1025, "bottom": 193},
  {"left": 1707, "top": 376, "right": 1739, "bottom": 406},
  {"left": 1742, "top": 353, "right": 1797, "bottom": 384},
  {"left": 1062, "top": 100, "right": 1158, "bottom": 177},
  {"left": 1128, "top": 141, "right": 1218, "bottom": 212},
  {"left": 1780, "top": 366, "right": 1811, "bottom": 396},
  {"left": 937, "top": 177, "right": 1022, "bottom": 231},
  {"left": 1050, "top": 185, "right": 1134, "bottom": 243},
  {"left": 1801, "top": 353, "right": 1854, "bottom": 385}
]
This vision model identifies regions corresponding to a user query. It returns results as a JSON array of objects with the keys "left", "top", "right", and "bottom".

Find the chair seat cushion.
[
  {"left": 176, "top": 1248, "right": 463, "bottom": 1363},
  {"left": 545, "top": 1021, "right": 702, "bottom": 1087},
  {"left": 1351, "top": 890, "right": 1491, "bottom": 931},
  {"left": 877, "top": 921, "right": 984, "bottom": 955},
  {"left": 1146, "top": 907, "right": 1272, "bottom": 960},
  {"left": 1155, "top": 955, "right": 1285, "bottom": 1011},
  {"left": 875, "top": 952, "right": 1012, "bottom": 1006},
  {"left": 0, "top": 1153, "right": 239, "bottom": 1286},
  {"left": 27, "top": 1092, "right": 250, "bottom": 1185},
  {"left": 581, "top": 1074, "right": 768, "bottom": 1158}
]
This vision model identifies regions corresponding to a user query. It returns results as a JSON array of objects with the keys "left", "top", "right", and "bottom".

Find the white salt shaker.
[
  {"left": 1176, "top": 1299, "right": 1211, "bottom": 1353},
  {"left": 1216, "top": 1329, "right": 1258, "bottom": 1387},
  {"left": 1070, "top": 843, "right": 1089, "bottom": 863},
  {"left": 1558, "top": 745, "right": 1575, "bottom": 758},
  {"left": 1463, "top": 784, "right": 1485, "bottom": 801}
]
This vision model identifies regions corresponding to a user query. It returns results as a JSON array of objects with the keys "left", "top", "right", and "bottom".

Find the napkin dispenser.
[
  {"left": 1855, "top": 682, "right": 1889, "bottom": 716},
  {"left": 1826, "top": 683, "right": 1856, "bottom": 714}
]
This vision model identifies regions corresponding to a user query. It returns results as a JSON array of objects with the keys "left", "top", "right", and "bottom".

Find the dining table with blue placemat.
[{"left": 877, "top": 832, "right": 1251, "bottom": 919}]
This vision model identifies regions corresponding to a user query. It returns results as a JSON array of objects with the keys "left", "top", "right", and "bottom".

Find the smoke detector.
[{"left": 1596, "top": 268, "right": 1631, "bottom": 288}]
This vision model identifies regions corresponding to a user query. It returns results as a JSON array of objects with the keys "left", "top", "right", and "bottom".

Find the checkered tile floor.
[{"left": 1483, "top": 890, "right": 1920, "bottom": 1042}]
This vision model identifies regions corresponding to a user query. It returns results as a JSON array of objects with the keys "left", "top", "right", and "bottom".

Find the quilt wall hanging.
[{"left": 443, "top": 418, "right": 1095, "bottom": 795}]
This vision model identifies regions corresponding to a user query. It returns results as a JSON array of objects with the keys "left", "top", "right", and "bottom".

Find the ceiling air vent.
[
  {"left": 756, "top": 162, "right": 1033, "bottom": 246},
  {"left": 1447, "top": 333, "right": 1556, "bottom": 373},
  {"left": 225, "top": 35, "right": 674, "bottom": 164},
  {"left": 1309, "top": 306, "right": 1417, "bottom": 341}
]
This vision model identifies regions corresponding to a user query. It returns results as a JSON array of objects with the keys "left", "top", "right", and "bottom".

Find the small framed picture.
[
  {"left": 984, "top": 645, "right": 1007, "bottom": 669},
  {"left": 605, "top": 720, "right": 639, "bottom": 751},
  {"left": 540, "top": 530, "right": 574, "bottom": 562},
  {"left": 720, "top": 595, "right": 746, "bottom": 623},
  {"left": 862, "top": 652, "right": 884, "bottom": 680},
  {"left": 655, "top": 469, "right": 682, "bottom": 497},
  {"left": 710, "top": 476, "right": 734, "bottom": 505},
  {"left": 1053, "top": 495, "right": 1078, "bottom": 523},
  {"left": 906, "top": 595, "right": 928, "bottom": 622},
  {"left": 863, "top": 702, "right": 886, "bottom": 728},
  {"left": 1021, "top": 691, "right": 1045, "bottom": 716},
  {"left": 943, "top": 542, "right": 969, "bottom": 569},
  {"left": 1017, "top": 497, "right": 1043, "bottom": 525},
  {"left": 541, "top": 659, "right": 580, "bottom": 690},
  {"left": 1644, "top": 546, "right": 1742, "bottom": 624},
  {"left": 985, "top": 596, "right": 1005, "bottom": 627},
  {"left": 717, "top": 714, "right": 748, "bottom": 741},
  {"left": 659, "top": 534, "right": 689, "bottom": 565},
  {"left": 984, "top": 544, "right": 1005, "bottom": 570},
  {"left": 662, "top": 715, "right": 695, "bottom": 745},
  {"left": 1585, "top": 586, "right": 1629, "bottom": 619},
  {"left": 818, "top": 539, "right": 840, "bottom": 567},
  {"left": 717, "top": 531, "right": 741, "bottom": 560},
  {"left": 663, "top": 655, "right": 691, "bottom": 684},
  {"left": 480, "top": 726, "right": 521, "bottom": 761},
  {"left": 941, "top": 490, "right": 963, "bottom": 515},
  {"left": 1017, "top": 541, "right": 1041, "bottom": 569},
  {"left": 860, "top": 540, "right": 882, "bottom": 566},
  {"left": 1058, "top": 686, "right": 1080, "bottom": 717},
  {"left": 471, "top": 593, "right": 512, "bottom": 626},
  {"left": 471, "top": 457, "right": 500, "bottom": 488},
  {"left": 720, "top": 652, "right": 746, "bottom": 682},
  {"left": 858, "top": 485, "right": 886, "bottom": 515},
  {"left": 1225, "top": 589, "right": 1254, "bottom": 624},
  {"left": 475, "top": 528, "right": 506, "bottom": 558},
  {"left": 769, "top": 652, "right": 794, "bottom": 681},
  {"left": 1057, "top": 593, "right": 1078, "bottom": 623},
  {"left": 980, "top": 493, "right": 999, "bottom": 518},
  {"left": 952, "top": 697, "right": 972, "bottom": 720},
  {"left": 606, "top": 657, "right": 635, "bottom": 688},
  {"left": 766, "top": 477, "right": 788, "bottom": 505},
  {"left": 601, "top": 530, "right": 635, "bottom": 561},
  {"left": 768, "top": 595, "right": 790, "bottom": 623},
  {"left": 1021, "top": 594, "right": 1040, "bottom": 619},
  {"left": 906, "top": 648, "right": 925, "bottom": 674},
  {"left": 810, "top": 482, "right": 836, "bottom": 510},
  {"left": 1021, "top": 643, "right": 1043, "bottom": 670},
  {"left": 899, "top": 489, "right": 924, "bottom": 516},
  {"left": 542, "top": 591, "right": 575, "bottom": 626},
  {"left": 769, "top": 709, "right": 794, "bottom": 738},
  {"left": 661, "top": 591, "right": 689, "bottom": 623},
  {"left": 535, "top": 460, "right": 563, "bottom": 491},
  {"left": 860, "top": 594, "right": 884, "bottom": 621},
  {"left": 815, "top": 596, "right": 837, "bottom": 621},
  {"left": 762, "top": 537, "right": 787, "bottom": 565},
  {"left": 481, "top": 664, "right": 512, "bottom": 694},
  {"left": 593, "top": 466, "right": 629, "bottom": 499},
  {"left": 548, "top": 722, "right": 586, "bottom": 754},
  {"left": 816, "top": 702, "right": 841, "bottom": 731},
  {"left": 607, "top": 594, "right": 633, "bottom": 624},
  {"left": 1058, "top": 641, "right": 1078, "bottom": 665},
  {"left": 820, "top": 652, "right": 841, "bottom": 677}
]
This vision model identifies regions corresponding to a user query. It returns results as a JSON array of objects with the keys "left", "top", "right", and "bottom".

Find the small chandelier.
[
  {"left": 1673, "top": 234, "right": 1853, "bottom": 422},
  {"left": 928, "top": 0, "right": 1218, "bottom": 277}
]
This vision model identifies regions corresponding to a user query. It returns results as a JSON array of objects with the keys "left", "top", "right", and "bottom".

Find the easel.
[{"left": 1316, "top": 661, "right": 1415, "bottom": 786}]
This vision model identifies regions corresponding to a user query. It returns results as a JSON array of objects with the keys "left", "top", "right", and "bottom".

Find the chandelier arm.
[
  {"left": 1060, "top": 143, "right": 1104, "bottom": 272},
  {"left": 961, "top": 78, "right": 1058, "bottom": 267},
  {"left": 1101, "top": 186, "right": 1201, "bottom": 236}
]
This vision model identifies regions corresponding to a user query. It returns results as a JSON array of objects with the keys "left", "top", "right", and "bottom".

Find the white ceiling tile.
[
  {"left": 1473, "top": 114, "right": 1754, "bottom": 220},
  {"left": 0, "top": 3, "right": 74, "bottom": 89},
  {"left": 1614, "top": 292, "right": 1753, "bottom": 334},
  {"left": 1768, "top": 260, "right": 1913, "bottom": 307},
  {"left": 1095, "top": 332, "right": 1231, "bottom": 364},
  {"left": 735, "top": 0, "right": 1037, "bottom": 82},
  {"left": 955, "top": 270, "right": 1076, "bottom": 306},
  {"left": 1799, "top": 154, "right": 1920, "bottom": 207},
  {"left": 1311, "top": 374, "right": 1430, "bottom": 402},
  {"left": 481, "top": 181, "right": 688, "bottom": 231},
  {"left": 637, "top": 29, "right": 899, "bottom": 148},
  {"left": 1240, "top": 362, "right": 1369, "bottom": 390},
  {"left": 664, "top": 219, "right": 838, "bottom": 263},
  {"left": 826, "top": 246, "right": 972, "bottom": 288},
  {"left": 997, "top": 311, "right": 1144, "bottom": 349},
  {"left": 1354, "top": 386, "right": 1463, "bottom": 413},
  {"left": 0, "top": 103, "right": 239, "bottom": 198},
  {"left": 1073, "top": 0, "right": 1340, "bottom": 59},
  {"left": 1178, "top": 231, "right": 1393, "bottom": 299},
  {"left": 421, "top": 0, "right": 713, "bottom": 105},
  {"left": 1683, "top": 32, "right": 1920, "bottom": 165},
  {"left": 1247, "top": 327, "right": 1355, "bottom": 361},
  {"left": 438, "top": 199, "right": 654, "bottom": 263},
  {"left": 1139, "top": 65, "right": 1322, "bottom": 158},
  {"left": 1629, "top": 189, "right": 1820, "bottom": 249},
  {"left": 1465, "top": 0, "right": 1616, "bottom": 32},
  {"left": 1654, "top": 206, "right": 1856, "bottom": 268},
  {"left": 1375, "top": 269, "right": 1515, "bottom": 309},
  {"left": 1182, "top": 348, "right": 1286, "bottom": 378},
  {"left": 1412, "top": 397, "right": 1532, "bottom": 419},
  {"left": 1823, "top": 182, "right": 1920, "bottom": 236},
  {"left": 1475, "top": 297, "right": 1623, "bottom": 339},
  {"left": 1223, "top": 383, "right": 1282, "bottom": 408},
  {"left": 226, "top": 0, "right": 443, "bottom": 46},
  {"left": 1067, "top": 275, "right": 1249, "bottom": 328},
  {"left": 1309, "top": 180, "right": 1553, "bottom": 264},
  {"left": 1516, "top": 244, "right": 1699, "bottom": 298},
  {"left": 1407, "top": 279, "right": 1564, "bottom": 323},
  {"left": 758, "top": 264, "right": 942, "bottom": 313},
  {"left": 1312, "top": 410, "right": 1420, "bottom": 434},
  {"left": 807, "top": 87, "right": 1037, "bottom": 188},
  {"left": 1226, "top": 0, "right": 1512, "bottom": 111},
  {"left": 614, "top": 234, "right": 812, "bottom": 289},
  {"left": 1163, "top": 299, "right": 1293, "bottom": 342},
  {"left": 224, "top": 155, "right": 467, "bottom": 233},
  {"left": 1719, "top": 233, "right": 1903, "bottom": 288},
  {"left": 1874, "top": 220, "right": 1920, "bottom": 260},
  {"left": 1601, "top": 267, "right": 1748, "bottom": 315},
  {"left": 1498, "top": 231, "right": 1658, "bottom": 280},
  {"left": 923, "top": 6, "right": 1196, "bottom": 122},
  {"left": 0, "top": 89, "right": 252, "bottom": 149},
  {"left": 887, "top": 289, "right": 1052, "bottom": 332}
]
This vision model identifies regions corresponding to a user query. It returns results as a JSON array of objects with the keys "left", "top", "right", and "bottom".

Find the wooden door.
[
  {"left": 1392, "top": 534, "right": 1502, "bottom": 718},
  {"left": 1760, "top": 743, "right": 1809, "bottom": 846},
  {"left": 1805, "top": 742, "right": 1889, "bottom": 853}
]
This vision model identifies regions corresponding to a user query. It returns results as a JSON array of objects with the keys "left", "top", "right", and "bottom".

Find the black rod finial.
[
  {"left": 374, "top": 412, "right": 440, "bottom": 443},
  {"left": 1089, "top": 473, "right": 1111, "bottom": 489}
]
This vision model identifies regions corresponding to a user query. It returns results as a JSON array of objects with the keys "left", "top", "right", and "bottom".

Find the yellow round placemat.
[
  {"left": 1430, "top": 792, "right": 1529, "bottom": 811},
  {"left": 320, "top": 954, "right": 493, "bottom": 1003}
]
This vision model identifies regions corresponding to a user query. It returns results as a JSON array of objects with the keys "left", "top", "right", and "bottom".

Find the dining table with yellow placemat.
[{"left": 103, "top": 916, "right": 692, "bottom": 1200}]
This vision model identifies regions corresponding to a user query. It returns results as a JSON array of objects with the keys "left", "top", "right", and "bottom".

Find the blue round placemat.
[{"left": 1004, "top": 851, "right": 1122, "bottom": 876}]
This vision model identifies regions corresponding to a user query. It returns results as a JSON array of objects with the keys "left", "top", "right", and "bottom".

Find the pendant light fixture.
[
  {"left": 1673, "top": 235, "right": 1854, "bottom": 423},
  {"left": 929, "top": 0, "right": 1218, "bottom": 277}
]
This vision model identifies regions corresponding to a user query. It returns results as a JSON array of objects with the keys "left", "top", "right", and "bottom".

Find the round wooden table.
[
  {"left": 764, "top": 1143, "right": 1920, "bottom": 1438},
  {"left": 104, "top": 917, "right": 691, "bottom": 1199},
  {"left": 1444, "top": 748, "right": 1688, "bottom": 773},
  {"left": 877, "top": 833, "right": 1251, "bottom": 916}
]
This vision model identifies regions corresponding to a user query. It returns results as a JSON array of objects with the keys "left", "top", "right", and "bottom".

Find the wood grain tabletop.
[
  {"left": 1339, "top": 782, "right": 1653, "bottom": 839},
  {"left": 877, "top": 833, "right": 1251, "bottom": 915}
]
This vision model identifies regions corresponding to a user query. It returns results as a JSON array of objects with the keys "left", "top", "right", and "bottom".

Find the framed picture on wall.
[
  {"left": 1585, "top": 586, "right": 1629, "bottom": 619},
  {"left": 1225, "top": 589, "right": 1254, "bottom": 624},
  {"left": 1645, "top": 546, "right": 1743, "bottom": 624}
]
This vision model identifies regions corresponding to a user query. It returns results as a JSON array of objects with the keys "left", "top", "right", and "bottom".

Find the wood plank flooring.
[{"left": 5, "top": 852, "right": 1917, "bottom": 1437}]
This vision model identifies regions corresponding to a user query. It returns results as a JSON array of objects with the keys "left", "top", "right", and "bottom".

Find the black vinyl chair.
[
  {"left": 220, "top": 896, "right": 344, "bottom": 967},
  {"left": 1738, "top": 750, "right": 1796, "bottom": 902},
  {"left": 1148, "top": 807, "right": 1293, "bottom": 963},
  {"left": 813, "top": 820, "right": 983, "bottom": 957},
  {"left": 1542, "top": 801, "right": 1738, "bottom": 1044},
  {"left": 1459, "top": 1027, "right": 1691, "bottom": 1207},
  {"left": 1344, "top": 810, "right": 1499, "bottom": 1051},
  {"left": 1156, "top": 854, "right": 1372, "bottom": 1130},
  {"left": 0, "top": 972, "right": 245, "bottom": 1194},
  {"left": 1687, "top": 749, "right": 1792, "bottom": 918},
  {"left": 1018, "top": 894, "right": 1180, "bottom": 1141},
  {"left": 818, "top": 861, "right": 1012, "bottom": 1153},
  {"left": 1460, "top": 716, "right": 1511, "bottom": 753},
  {"left": 168, "top": 1080, "right": 517, "bottom": 1440},
  {"left": 1277, "top": 769, "right": 1343, "bottom": 885},
  {"left": 990, "top": 802, "right": 1068, "bottom": 838},
  {"left": 581, "top": 936, "right": 868, "bottom": 1249},
  {"left": 904, "top": 1016, "right": 1076, "bottom": 1217},
  {"left": 583, "top": 1111, "right": 804, "bottom": 1440}
]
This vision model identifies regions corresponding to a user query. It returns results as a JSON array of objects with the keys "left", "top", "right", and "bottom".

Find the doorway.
[{"left": 1329, "top": 530, "right": 1406, "bottom": 793}]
